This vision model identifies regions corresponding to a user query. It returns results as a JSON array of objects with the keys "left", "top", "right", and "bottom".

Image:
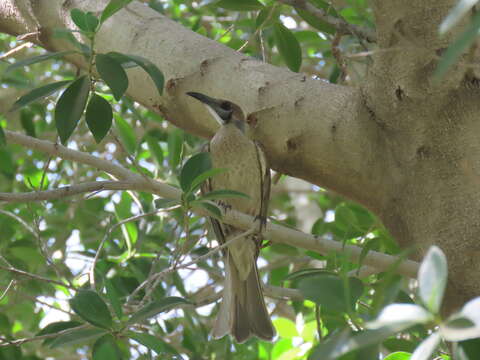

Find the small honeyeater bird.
[{"left": 186, "top": 91, "right": 276, "bottom": 343}]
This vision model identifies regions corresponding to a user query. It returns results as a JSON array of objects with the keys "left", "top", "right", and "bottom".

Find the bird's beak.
[{"left": 186, "top": 92, "right": 230, "bottom": 125}]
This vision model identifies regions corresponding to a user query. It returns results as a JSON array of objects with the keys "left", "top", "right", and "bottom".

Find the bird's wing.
[
  {"left": 200, "top": 143, "right": 228, "bottom": 247},
  {"left": 253, "top": 141, "right": 271, "bottom": 246}
]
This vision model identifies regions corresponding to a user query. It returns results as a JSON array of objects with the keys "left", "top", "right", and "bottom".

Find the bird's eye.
[{"left": 220, "top": 102, "right": 231, "bottom": 111}]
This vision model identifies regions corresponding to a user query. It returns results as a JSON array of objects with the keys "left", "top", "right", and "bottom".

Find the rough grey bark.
[{"left": 1, "top": 0, "right": 478, "bottom": 310}]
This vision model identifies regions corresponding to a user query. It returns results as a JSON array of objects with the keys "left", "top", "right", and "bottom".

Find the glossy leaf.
[
  {"left": 216, "top": 0, "right": 264, "bottom": 11},
  {"left": 100, "top": 0, "right": 134, "bottom": 24},
  {"left": 85, "top": 93, "right": 113, "bottom": 143},
  {"left": 154, "top": 198, "right": 179, "bottom": 209},
  {"left": 418, "top": 246, "right": 447, "bottom": 313},
  {"left": 114, "top": 114, "right": 136, "bottom": 154},
  {"left": 55, "top": 75, "right": 90, "bottom": 145},
  {"left": 297, "top": 274, "right": 363, "bottom": 312},
  {"left": 92, "top": 334, "right": 123, "bottom": 360},
  {"left": 126, "top": 296, "right": 188, "bottom": 325},
  {"left": 9, "top": 80, "right": 72, "bottom": 112},
  {"left": 273, "top": 22, "right": 302, "bottom": 72},
  {"left": 49, "top": 327, "right": 107, "bottom": 348},
  {"left": 70, "top": 9, "right": 99, "bottom": 33},
  {"left": 128, "top": 331, "right": 180, "bottom": 355},
  {"left": 96, "top": 53, "right": 129, "bottom": 100},
  {"left": 5, "top": 51, "right": 76, "bottom": 73},
  {"left": 180, "top": 152, "right": 212, "bottom": 192},
  {"left": 108, "top": 52, "right": 164, "bottom": 96},
  {"left": 69, "top": 290, "right": 113, "bottom": 329}
]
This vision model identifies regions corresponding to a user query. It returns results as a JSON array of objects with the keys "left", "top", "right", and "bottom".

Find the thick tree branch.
[
  {"left": 3, "top": 130, "right": 420, "bottom": 279},
  {"left": 0, "top": 0, "right": 387, "bottom": 213},
  {"left": 277, "top": 0, "right": 376, "bottom": 43}
]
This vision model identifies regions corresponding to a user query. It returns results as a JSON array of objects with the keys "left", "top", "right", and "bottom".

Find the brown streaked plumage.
[{"left": 186, "top": 92, "right": 275, "bottom": 343}]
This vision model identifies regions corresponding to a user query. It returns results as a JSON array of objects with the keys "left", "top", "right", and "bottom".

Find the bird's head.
[{"left": 187, "top": 92, "right": 245, "bottom": 132}]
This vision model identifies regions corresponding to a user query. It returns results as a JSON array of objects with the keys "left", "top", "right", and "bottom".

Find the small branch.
[
  {"left": 5, "top": 130, "right": 420, "bottom": 279},
  {"left": 0, "top": 180, "right": 137, "bottom": 203},
  {"left": 0, "top": 280, "right": 15, "bottom": 302},
  {"left": 277, "top": 0, "right": 376, "bottom": 43},
  {"left": 0, "top": 264, "right": 76, "bottom": 290},
  {"left": 0, "top": 324, "right": 88, "bottom": 347}
]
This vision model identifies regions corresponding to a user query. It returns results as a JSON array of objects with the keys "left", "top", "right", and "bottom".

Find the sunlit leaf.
[
  {"left": 410, "top": 332, "right": 441, "bottom": 360},
  {"left": 418, "top": 246, "right": 447, "bottom": 313}
]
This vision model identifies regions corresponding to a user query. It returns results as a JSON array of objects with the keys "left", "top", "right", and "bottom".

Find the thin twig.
[
  {"left": 0, "top": 264, "right": 76, "bottom": 290},
  {"left": 0, "top": 280, "right": 15, "bottom": 302},
  {"left": 0, "top": 324, "right": 88, "bottom": 347},
  {"left": 277, "top": 0, "right": 376, "bottom": 43}
]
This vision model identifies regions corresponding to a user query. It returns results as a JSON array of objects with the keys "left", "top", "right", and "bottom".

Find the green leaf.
[
  {"left": 114, "top": 114, "right": 136, "bottom": 154},
  {"left": 284, "top": 268, "right": 332, "bottom": 281},
  {"left": 145, "top": 134, "right": 164, "bottom": 166},
  {"left": 256, "top": 6, "right": 280, "bottom": 29},
  {"left": 92, "top": 334, "right": 123, "bottom": 360},
  {"left": 9, "top": 80, "right": 72, "bottom": 112},
  {"left": 55, "top": 75, "right": 90, "bottom": 145},
  {"left": 198, "top": 189, "right": 250, "bottom": 200},
  {"left": 273, "top": 22, "right": 302, "bottom": 72},
  {"left": 49, "top": 327, "right": 107, "bottom": 348},
  {"left": 105, "top": 278, "right": 123, "bottom": 319},
  {"left": 107, "top": 52, "right": 164, "bottom": 96},
  {"left": 193, "top": 200, "right": 222, "bottom": 218},
  {"left": 167, "top": 128, "right": 184, "bottom": 169},
  {"left": 367, "top": 303, "right": 433, "bottom": 330},
  {"left": 216, "top": 0, "right": 264, "bottom": 11},
  {"left": 19, "top": 109, "right": 36, "bottom": 137},
  {"left": 70, "top": 9, "right": 99, "bottom": 33},
  {"left": 189, "top": 168, "right": 228, "bottom": 193},
  {"left": 126, "top": 296, "right": 189, "bottom": 325},
  {"left": 180, "top": 152, "right": 212, "bottom": 192},
  {"left": 36, "top": 321, "right": 82, "bottom": 346},
  {"left": 297, "top": 274, "right": 363, "bottom": 312},
  {"left": 296, "top": 0, "right": 338, "bottom": 35},
  {"left": 418, "top": 246, "right": 447, "bottom": 313},
  {"left": 154, "top": 198, "right": 179, "bottom": 209},
  {"left": 4, "top": 51, "right": 76, "bottom": 73},
  {"left": 69, "top": 290, "right": 113, "bottom": 329},
  {"left": 383, "top": 352, "right": 412, "bottom": 360},
  {"left": 85, "top": 94, "right": 113, "bottom": 143},
  {"left": 0, "top": 124, "right": 5, "bottom": 147},
  {"left": 96, "top": 53, "right": 129, "bottom": 100},
  {"left": 435, "top": 11, "right": 480, "bottom": 79},
  {"left": 100, "top": 0, "right": 134, "bottom": 24},
  {"left": 128, "top": 331, "right": 180, "bottom": 355}
]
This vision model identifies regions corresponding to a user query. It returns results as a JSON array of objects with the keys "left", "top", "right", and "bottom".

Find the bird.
[{"left": 186, "top": 91, "right": 276, "bottom": 343}]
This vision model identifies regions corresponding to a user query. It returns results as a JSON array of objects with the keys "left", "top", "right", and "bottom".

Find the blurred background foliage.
[{"left": 0, "top": 0, "right": 454, "bottom": 359}]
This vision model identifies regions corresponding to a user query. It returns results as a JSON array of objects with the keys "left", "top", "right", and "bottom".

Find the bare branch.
[{"left": 4, "top": 130, "right": 420, "bottom": 279}]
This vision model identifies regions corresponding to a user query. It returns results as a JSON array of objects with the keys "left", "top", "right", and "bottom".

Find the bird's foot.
[
  {"left": 217, "top": 200, "right": 232, "bottom": 212},
  {"left": 253, "top": 215, "right": 267, "bottom": 232}
]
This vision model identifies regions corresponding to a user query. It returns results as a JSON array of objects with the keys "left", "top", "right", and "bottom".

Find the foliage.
[{"left": 0, "top": 0, "right": 480, "bottom": 359}]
